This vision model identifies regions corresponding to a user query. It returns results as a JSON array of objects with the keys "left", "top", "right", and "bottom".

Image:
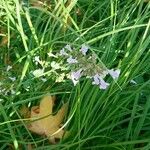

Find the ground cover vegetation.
[{"left": 0, "top": 0, "right": 150, "bottom": 149}]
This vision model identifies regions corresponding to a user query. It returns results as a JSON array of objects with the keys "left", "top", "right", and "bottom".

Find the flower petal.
[
  {"left": 32, "top": 69, "right": 44, "bottom": 77},
  {"left": 130, "top": 80, "right": 137, "bottom": 84},
  {"left": 99, "top": 77, "right": 110, "bottom": 89},
  {"left": 108, "top": 69, "right": 120, "bottom": 79},
  {"left": 92, "top": 74, "right": 100, "bottom": 85},
  {"left": 7, "top": 65, "right": 12, "bottom": 71},
  {"left": 65, "top": 44, "right": 72, "bottom": 51},
  {"left": 67, "top": 56, "right": 78, "bottom": 64},
  {"left": 60, "top": 48, "right": 68, "bottom": 56},
  {"left": 34, "top": 56, "right": 40, "bottom": 62},
  {"left": 92, "top": 74, "right": 110, "bottom": 89},
  {"left": 71, "top": 69, "right": 82, "bottom": 86},
  {"left": 80, "top": 44, "right": 88, "bottom": 55},
  {"left": 9, "top": 77, "right": 16, "bottom": 82}
]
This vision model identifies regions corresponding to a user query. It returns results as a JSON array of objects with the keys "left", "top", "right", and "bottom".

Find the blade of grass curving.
[{"left": 0, "top": 103, "right": 19, "bottom": 149}]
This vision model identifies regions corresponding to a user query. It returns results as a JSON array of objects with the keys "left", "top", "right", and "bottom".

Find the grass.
[{"left": 0, "top": 0, "right": 150, "bottom": 149}]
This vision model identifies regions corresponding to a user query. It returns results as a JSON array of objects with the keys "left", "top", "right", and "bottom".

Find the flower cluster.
[{"left": 59, "top": 44, "right": 120, "bottom": 90}]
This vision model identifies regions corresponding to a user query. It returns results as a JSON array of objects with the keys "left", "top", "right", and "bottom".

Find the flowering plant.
[{"left": 59, "top": 44, "right": 120, "bottom": 89}]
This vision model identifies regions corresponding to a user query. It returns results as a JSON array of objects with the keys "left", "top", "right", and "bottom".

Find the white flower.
[
  {"left": 47, "top": 52, "right": 58, "bottom": 58},
  {"left": 65, "top": 44, "right": 72, "bottom": 51},
  {"left": 34, "top": 56, "right": 40, "bottom": 62},
  {"left": 9, "top": 77, "right": 16, "bottom": 82},
  {"left": 51, "top": 61, "right": 60, "bottom": 70},
  {"left": 60, "top": 48, "right": 68, "bottom": 56},
  {"left": 130, "top": 80, "right": 137, "bottom": 84},
  {"left": 41, "top": 78, "right": 47, "bottom": 82},
  {"left": 80, "top": 44, "right": 89, "bottom": 55},
  {"left": 34, "top": 56, "right": 44, "bottom": 66},
  {"left": 32, "top": 69, "right": 44, "bottom": 77},
  {"left": 67, "top": 56, "right": 78, "bottom": 64},
  {"left": 71, "top": 69, "right": 82, "bottom": 86},
  {"left": 99, "top": 77, "right": 110, "bottom": 89},
  {"left": 7, "top": 65, "right": 12, "bottom": 71},
  {"left": 108, "top": 69, "right": 120, "bottom": 79},
  {"left": 11, "top": 89, "right": 16, "bottom": 95}
]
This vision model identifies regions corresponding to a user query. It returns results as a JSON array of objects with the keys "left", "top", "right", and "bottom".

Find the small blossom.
[
  {"left": 92, "top": 74, "right": 100, "bottom": 85},
  {"left": 32, "top": 69, "right": 44, "bottom": 77},
  {"left": 51, "top": 61, "right": 60, "bottom": 70},
  {"left": 60, "top": 48, "right": 68, "bottom": 56},
  {"left": 11, "top": 89, "right": 16, "bottom": 95},
  {"left": 65, "top": 44, "right": 72, "bottom": 51},
  {"left": 7, "top": 65, "right": 12, "bottom": 71},
  {"left": 99, "top": 77, "right": 110, "bottom": 89},
  {"left": 130, "top": 80, "right": 137, "bottom": 84},
  {"left": 9, "top": 77, "right": 16, "bottom": 82},
  {"left": 47, "top": 52, "right": 58, "bottom": 58},
  {"left": 41, "top": 77, "right": 47, "bottom": 82},
  {"left": 34, "top": 56, "right": 44, "bottom": 66},
  {"left": 80, "top": 44, "right": 89, "bottom": 55},
  {"left": 92, "top": 74, "right": 109, "bottom": 89},
  {"left": 34, "top": 56, "right": 40, "bottom": 62},
  {"left": 67, "top": 56, "right": 78, "bottom": 64},
  {"left": 108, "top": 69, "right": 120, "bottom": 79},
  {"left": 71, "top": 69, "right": 82, "bottom": 85}
]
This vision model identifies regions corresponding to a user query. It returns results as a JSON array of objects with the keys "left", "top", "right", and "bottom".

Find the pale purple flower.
[
  {"left": 108, "top": 69, "right": 120, "bottom": 79},
  {"left": 92, "top": 74, "right": 109, "bottom": 89},
  {"left": 99, "top": 77, "right": 110, "bottom": 89},
  {"left": 67, "top": 56, "right": 78, "bottom": 64},
  {"left": 71, "top": 69, "right": 82, "bottom": 85},
  {"left": 60, "top": 48, "right": 68, "bottom": 56},
  {"left": 80, "top": 44, "right": 89, "bottom": 55},
  {"left": 65, "top": 44, "right": 72, "bottom": 51},
  {"left": 92, "top": 74, "right": 100, "bottom": 85}
]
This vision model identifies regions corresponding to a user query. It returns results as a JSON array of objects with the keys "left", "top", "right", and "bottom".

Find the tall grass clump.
[{"left": 0, "top": 0, "right": 150, "bottom": 149}]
